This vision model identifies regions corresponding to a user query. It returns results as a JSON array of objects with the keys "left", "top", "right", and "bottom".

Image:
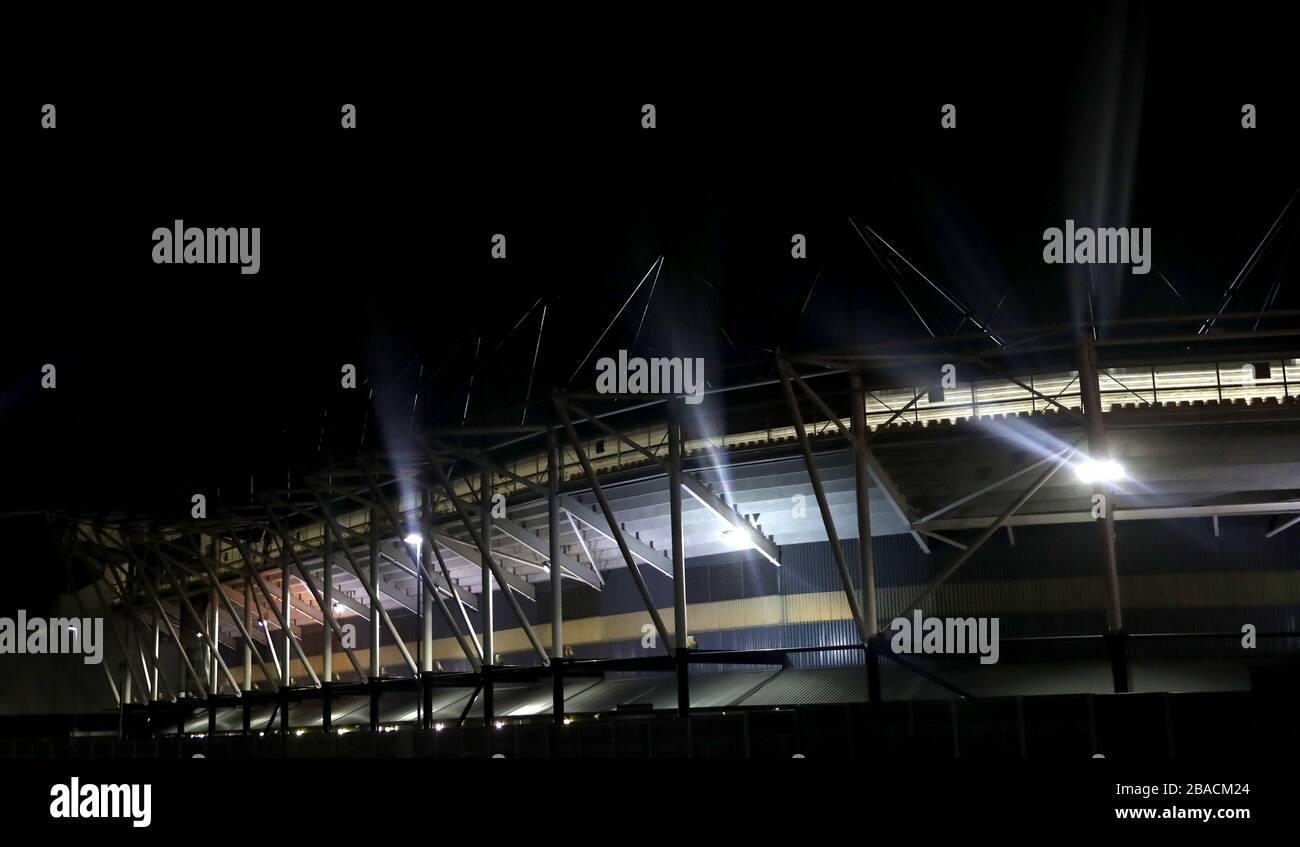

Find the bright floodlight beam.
[
  {"left": 720, "top": 528, "right": 751, "bottom": 551},
  {"left": 1075, "top": 458, "right": 1126, "bottom": 484},
  {"left": 403, "top": 532, "right": 423, "bottom": 547}
]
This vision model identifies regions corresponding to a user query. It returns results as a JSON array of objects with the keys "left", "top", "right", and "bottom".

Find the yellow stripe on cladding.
[{"left": 251, "top": 571, "right": 1300, "bottom": 682}]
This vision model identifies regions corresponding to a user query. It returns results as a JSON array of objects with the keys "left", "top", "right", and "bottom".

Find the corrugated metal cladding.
[
  {"left": 544, "top": 516, "right": 1295, "bottom": 664},
  {"left": 346, "top": 515, "right": 1296, "bottom": 677}
]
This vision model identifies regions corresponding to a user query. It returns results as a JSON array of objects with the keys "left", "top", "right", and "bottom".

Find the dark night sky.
[{"left": 3, "top": 6, "right": 1297, "bottom": 604}]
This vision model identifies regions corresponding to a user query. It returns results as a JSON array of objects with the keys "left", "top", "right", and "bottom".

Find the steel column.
[
  {"left": 153, "top": 551, "right": 241, "bottom": 695},
  {"left": 358, "top": 474, "right": 480, "bottom": 670},
  {"left": 86, "top": 561, "right": 152, "bottom": 701},
  {"left": 776, "top": 358, "right": 873, "bottom": 645},
  {"left": 251, "top": 574, "right": 283, "bottom": 683},
  {"left": 209, "top": 583, "right": 219, "bottom": 694},
  {"left": 124, "top": 557, "right": 135, "bottom": 707},
  {"left": 850, "top": 373, "right": 883, "bottom": 704},
  {"left": 668, "top": 399, "right": 690, "bottom": 715},
  {"left": 137, "top": 563, "right": 209, "bottom": 699},
  {"left": 849, "top": 373, "right": 879, "bottom": 634},
  {"left": 480, "top": 468, "right": 495, "bottom": 668},
  {"left": 208, "top": 537, "right": 220, "bottom": 694},
  {"left": 426, "top": 459, "right": 550, "bottom": 664},
  {"left": 480, "top": 467, "right": 495, "bottom": 726},
  {"left": 151, "top": 568, "right": 161, "bottom": 699},
  {"left": 369, "top": 508, "right": 382, "bottom": 679},
  {"left": 549, "top": 432, "right": 564, "bottom": 724},
  {"left": 422, "top": 492, "right": 435, "bottom": 674},
  {"left": 1078, "top": 337, "right": 1129, "bottom": 693},
  {"left": 259, "top": 513, "right": 366, "bottom": 678},
  {"left": 555, "top": 399, "right": 672, "bottom": 651},
  {"left": 179, "top": 532, "right": 275, "bottom": 690},
  {"left": 301, "top": 497, "right": 418, "bottom": 674},
  {"left": 783, "top": 363, "right": 928, "bottom": 553},
  {"left": 222, "top": 528, "right": 321, "bottom": 687},
  {"left": 243, "top": 578, "right": 253, "bottom": 691},
  {"left": 94, "top": 530, "right": 206, "bottom": 700},
  {"left": 282, "top": 538, "right": 292, "bottom": 687},
  {"left": 323, "top": 530, "right": 333, "bottom": 684}
]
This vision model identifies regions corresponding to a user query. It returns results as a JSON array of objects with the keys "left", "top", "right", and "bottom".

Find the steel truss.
[{"left": 55, "top": 313, "right": 1300, "bottom": 738}]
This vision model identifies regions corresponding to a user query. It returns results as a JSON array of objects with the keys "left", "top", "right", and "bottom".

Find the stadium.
[
  {"left": 3, "top": 11, "right": 1297, "bottom": 770},
  {"left": 4, "top": 302, "right": 1297, "bottom": 758}
]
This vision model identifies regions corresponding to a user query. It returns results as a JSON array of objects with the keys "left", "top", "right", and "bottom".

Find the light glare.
[
  {"left": 720, "top": 528, "right": 751, "bottom": 550},
  {"left": 1075, "top": 458, "right": 1126, "bottom": 484}
]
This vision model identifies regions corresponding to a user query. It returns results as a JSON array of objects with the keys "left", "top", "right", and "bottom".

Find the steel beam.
[
  {"left": 260, "top": 512, "right": 367, "bottom": 679},
  {"left": 916, "top": 529, "right": 967, "bottom": 550},
  {"left": 156, "top": 532, "right": 320, "bottom": 628},
  {"left": 1265, "top": 513, "right": 1300, "bottom": 538},
  {"left": 556, "top": 397, "right": 671, "bottom": 653},
  {"left": 407, "top": 445, "right": 604, "bottom": 587},
  {"left": 915, "top": 442, "right": 1081, "bottom": 525},
  {"left": 421, "top": 494, "right": 435, "bottom": 674},
  {"left": 850, "top": 373, "right": 880, "bottom": 633},
  {"left": 282, "top": 535, "right": 292, "bottom": 686},
  {"left": 432, "top": 534, "right": 536, "bottom": 601},
  {"left": 566, "top": 399, "right": 780, "bottom": 566},
  {"left": 369, "top": 509, "right": 382, "bottom": 678},
  {"left": 84, "top": 557, "right": 154, "bottom": 702},
  {"left": 784, "top": 362, "right": 928, "bottom": 553},
  {"left": 427, "top": 456, "right": 551, "bottom": 665},
  {"left": 322, "top": 531, "right": 333, "bottom": 684},
  {"left": 84, "top": 531, "right": 159, "bottom": 703},
  {"left": 481, "top": 466, "right": 496, "bottom": 724},
  {"left": 249, "top": 572, "right": 283, "bottom": 683},
  {"left": 221, "top": 525, "right": 323, "bottom": 687},
  {"left": 180, "top": 532, "right": 277, "bottom": 691},
  {"left": 777, "top": 356, "right": 873, "bottom": 646},
  {"left": 428, "top": 528, "right": 483, "bottom": 661},
  {"left": 668, "top": 400, "right": 691, "bottom": 716},
  {"left": 361, "top": 471, "right": 482, "bottom": 672},
  {"left": 565, "top": 512, "right": 603, "bottom": 586},
  {"left": 269, "top": 495, "right": 469, "bottom": 613},
  {"left": 549, "top": 432, "right": 565, "bottom": 723},
  {"left": 93, "top": 527, "right": 206, "bottom": 701},
  {"left": 300, "top": 498, "right": 419, "bottom": 675},
  {"left": 415, "top": 486, "right": 586, "bottom": 591},
  {"left": 133, "top": 558, "right": 209, "bottom": 699},
  {"left": 1077, "top": 336, "right": 1127, "bottom": 692},
  {"left": 890, "top": 449, "right": 1071, "bottom": 622},
  {"left": 915, "top": 501, "right": 1300, "bottom": 530},
  {"left": 479, "top": 470, "right": 495, "bottom": 664},
  {"left": 560, "top": 495, "right": 672, "bottom": 577},
  {"left": 151, "top": 545, "right": 239, "bottom": 696},
  {"left": 668, "top": 400, "right": 688, "bottom": 652},
  {"left": 243, "top": 579, "right": 253, "bottom": 690}
]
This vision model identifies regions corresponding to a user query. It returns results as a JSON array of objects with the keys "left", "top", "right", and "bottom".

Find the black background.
[
  {"left": 3, "top": 6, "right": 1297, "bottom": 608},
  {"left": 0, "top": 758, "right": 1277, "bottom": 832}
]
